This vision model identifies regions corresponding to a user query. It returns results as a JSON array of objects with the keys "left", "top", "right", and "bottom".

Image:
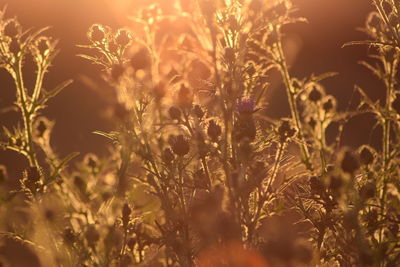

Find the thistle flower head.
[{"left": 237, "top": 98, "right": 256, "bottom": 115}]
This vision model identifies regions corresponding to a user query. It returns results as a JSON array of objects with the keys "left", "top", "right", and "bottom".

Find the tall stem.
[{"left": 275, "top": 30, "right": 311, "bottom": 169}]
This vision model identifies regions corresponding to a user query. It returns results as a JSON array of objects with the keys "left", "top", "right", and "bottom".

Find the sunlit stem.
[
  {"left": 14, "top": 57, "right": 38, "bottom": 168},
  {"left": 275, "top": 27, "right": 311, "bottom": 169}
]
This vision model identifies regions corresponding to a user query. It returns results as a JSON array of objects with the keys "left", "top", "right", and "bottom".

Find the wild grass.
[{"left": 0, "top": 0, "right": 399, "bottom": 266}]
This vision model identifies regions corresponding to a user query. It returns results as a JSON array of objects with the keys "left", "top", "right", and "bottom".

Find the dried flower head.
[
  {"left": 169, "top": 135, "right": 190, "bottom": 156},
  {"left": 207, "top": 120, "right": 222, "bottom": 142},
  {"left": 237, "top": 98, "right": 256, "bottom": 115}
]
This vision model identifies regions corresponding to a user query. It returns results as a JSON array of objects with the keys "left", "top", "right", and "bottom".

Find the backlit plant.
[{"left": 0, "top": 1, "right": 399, "bottom": 266}]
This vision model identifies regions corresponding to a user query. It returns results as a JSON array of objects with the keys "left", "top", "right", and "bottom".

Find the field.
[{"left": 0, "top": 0, "right": 399, "bottom": 266}]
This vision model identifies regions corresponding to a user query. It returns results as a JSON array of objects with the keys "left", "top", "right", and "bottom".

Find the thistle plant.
[{"left": 0, "top": 0, "right": 399, "bottom": 266}]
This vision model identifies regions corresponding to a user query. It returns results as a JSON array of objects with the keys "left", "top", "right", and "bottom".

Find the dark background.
[{"left": 0, "top": 0, "right": 381, "bottom": 178}]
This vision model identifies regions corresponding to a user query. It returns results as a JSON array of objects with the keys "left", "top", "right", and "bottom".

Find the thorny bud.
[
  {"left": 359, "top": 182, "right": 375, "bottom": 200},
  {"left": 168, "top": 106, "right": 181, "bottom": 120},
  {"left": 162, "top": 148, "right": 175, "bottom": 164},
  {"left": 246, "top": 64, "right": 256, "bottom": 76},
  {"left": 207, "top": 120, "right": 222, "bottom": 142},
  {"left": 115, "top": 29, "right": 132, "bottom": 47},
  {"left": 169, "top": 135, "right": 190, "bottom": 156},
  {"left": 359, "top": 145, "right": 375, "bottom": 165},
  {"left": 323, "top": 97, "right": 335, "bottom": 112},
  {"left": 341, "top": 151, "right": 359, "bottom": 174},
  {"left": 278, "top": 120, "right": 296, "bottom": 142},
  {"left": 308, "top": 86, "right": 322, "bottom": 102},
  {"left": 193, "top": 105, "right": 204, "bottom": 119},
  {"left": 237, "top": 98, "right": 256, "bottom": 115},
  {"left": 382, "top": 1, "right": 392, "bottom": 15},
  {"left": 130, "top": 48, "right": 150, "bottom": 71},
  {"left": 308, "top": 117, "right": 316, "bottom": 129},
  {"left": 122, "top": 203, "right": 132, "bottom": 228},
  {"left": 89, "top": 25, "right": 106, "bottom": 43},
  {"left": 85, "top": 154, "right": 98, "bottom": 170},
  {"left": 3, "top": 20, "right": 21, "bottom": 37}
]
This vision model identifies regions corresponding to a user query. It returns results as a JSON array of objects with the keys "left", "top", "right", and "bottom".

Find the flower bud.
[
  {"left": 308, "top": 86, "right": 322, "bottom": 102},
  {"left": 193, "top": 105, "right": 204, "bottom": 119},
  {"left": 89, "top": 25, "right": 105, "bottom": 42},
  {"left": 359, "top": 145, "right": 375, "bottom": 165},
  {"left": 169, "top": 135, "right": 190, "bottom": 156},
  {"left": 207, "top": 120, "right": 222, "bottom": 142}
]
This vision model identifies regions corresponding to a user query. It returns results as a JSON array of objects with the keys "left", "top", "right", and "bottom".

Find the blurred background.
[{"left": 0, "top": 0, "right": 380, "bottom": 178}]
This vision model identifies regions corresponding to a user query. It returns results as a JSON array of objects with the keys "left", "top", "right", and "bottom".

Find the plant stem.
[{"left": 275, "top": 29, "right": 311, "bottom": 169}]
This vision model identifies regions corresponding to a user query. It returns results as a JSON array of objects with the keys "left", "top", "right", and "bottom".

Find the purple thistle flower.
[{"left": 237, "top": 98, "right": 256, "bottom": 115}]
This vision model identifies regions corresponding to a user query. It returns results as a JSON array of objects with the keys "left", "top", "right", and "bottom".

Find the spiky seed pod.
[
  {"left": 122, "top": 203, "right": 132, "bottom": 228},
  {"left": 193, "top": 105, "right": 204, "bottom": 119},
  {"left": 207, "top": 120, "right": 222, "bottom": 142},
  {"left": 89, "top": 25, "right": 105, "bottom": 43},
  {"left": 277, "top": 120, "right": 296, "bottom": 142},
  {"left": 308, "top": 86, "right": 322, "bottom": 102},
  {"left": 3, "top": 20, "right": 21, "bottom": 37},
  {"left": 308, "top": 117, "right": 316, "bottom": 129},
  {"left": 323, "top": 97, "right": 335, "bottom": 112},
  {"left": 168, "top": 106, "right": 181, "bottom": 120},
  {"left": 341, "top": 151, "right": 359, "bottom": 174},
  {"left": 115, "top": 29, "right": 132, "bottom": 47},
  {"left": 359, "top": 146, "right": 375, "bottom": 165},
  {"left": 237, "top": 98, "right": 256, "bottom": 116},
  {"left": 169, "top": 135, "right": 190, "bottom": 156}
]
